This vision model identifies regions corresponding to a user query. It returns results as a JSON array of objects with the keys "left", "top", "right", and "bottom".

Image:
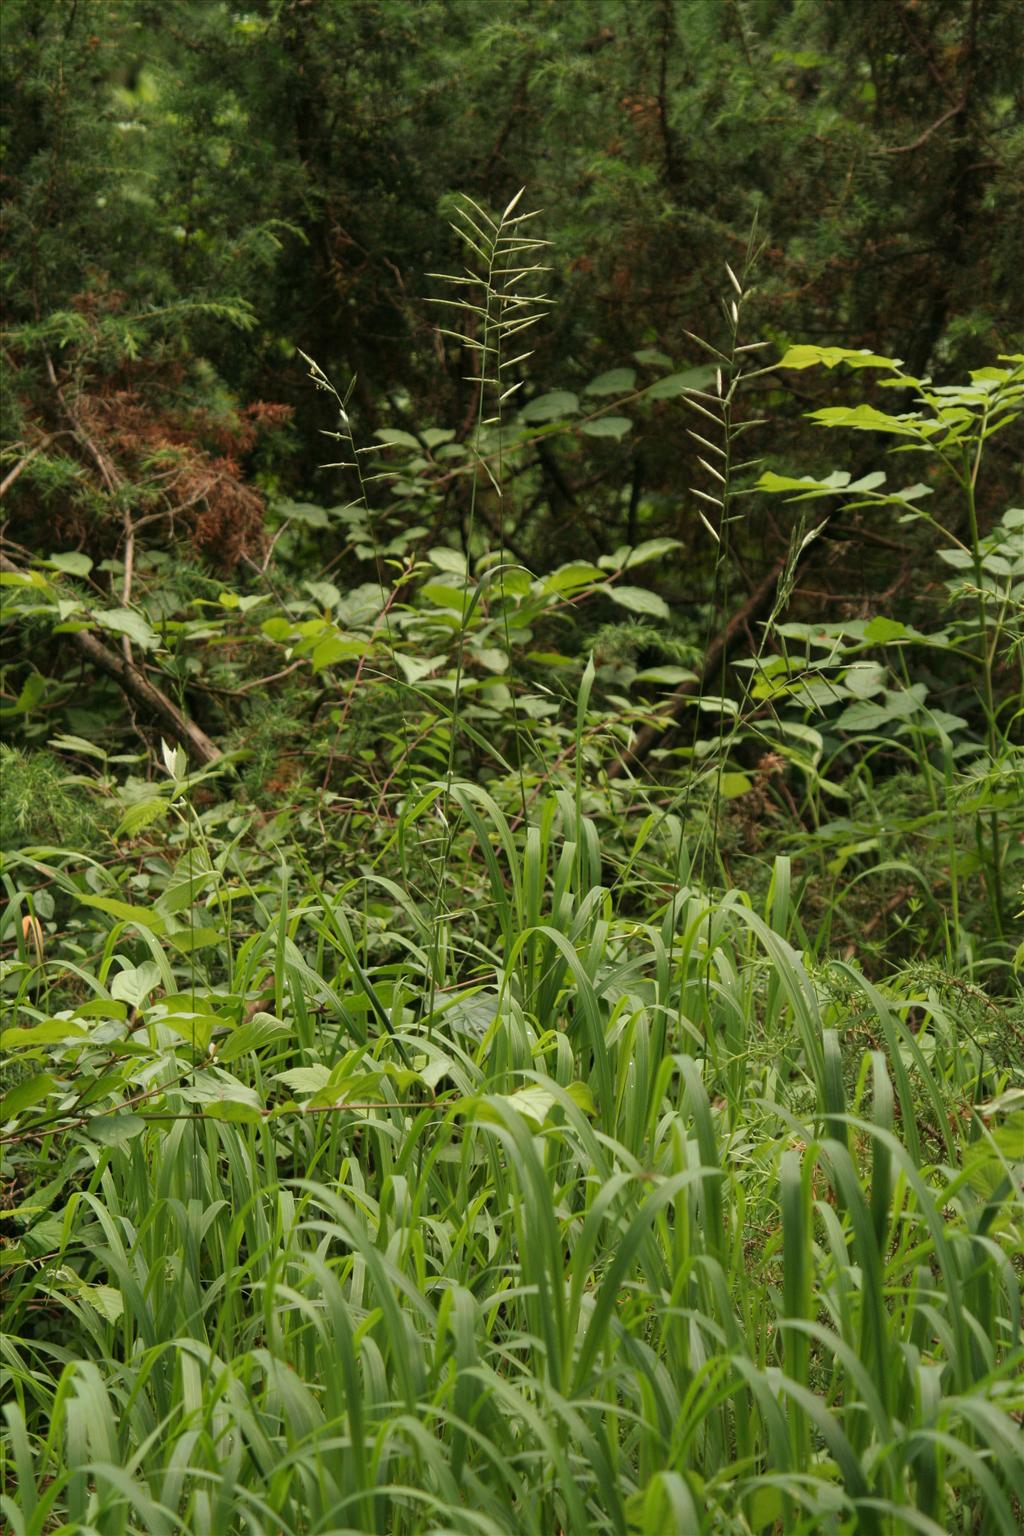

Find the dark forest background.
[{"left": 4, "top": 0, "right": 1021, "bottom": 569}]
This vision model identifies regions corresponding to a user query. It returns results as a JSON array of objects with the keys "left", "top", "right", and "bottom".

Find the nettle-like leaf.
[
  {"left": 777, "top": 345, "right": 903, "bottom": 372},
  {"left": 95, "top": 608, "right": 160, "bottom": 649},
  {"left": 806, "top": 404, "right": 925, "bottom": 437},
  {"left": 473, "top": 1080, "right": 595, "bottom": 1130},
  {"left": 757, "top": 469, "right": 887, "bottom": 496}
]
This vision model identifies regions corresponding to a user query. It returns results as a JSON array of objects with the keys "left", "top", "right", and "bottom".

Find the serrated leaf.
[
  {"left": 216, "top": 1013, "right": 289, "bottom": 1064},
  {"left": 177, "top": 1070, "right": 263, "bottom": 1117},
  {"left": 274, "top": 1065, "right": 332, "bottom": 1095},
  {"left": 479, "top": 1080, "right": 595, "bottom": 1129},
  {"left": 115, "top": 798, "right": 170, "bottom": 839}
]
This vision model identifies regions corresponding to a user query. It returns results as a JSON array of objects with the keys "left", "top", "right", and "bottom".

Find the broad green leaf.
[
  {"left": 607, "top": 585, "right": 670, "bottom": 618},
  {"left": 311, "top": 633, "right": 370, "bottom": 670},
  {"left": 13, "top": 673, "right": 46, "bottom": 713},
  {"left": 634, "top": 665, "right": 697, "bottom": 685},
  {"left": 757, "top": 469, "right": 854, "bottom": 496},
  {"left": 261, "top": 616, "right": 295, "bottom": 641},
  {"left": 95, "top": 608, "right": 159, "bottom": 649},
  {"left": 421, "top": 582, "right": 472, "bottom": 612},
  {"left": 544, "top": 561, "right": 603, "bottom": 594},
  {"left": 78, "top": 895, "right": 166, "bottom": 932},
  {"left": 177, "top": 1070, "right": 263, "bottom": 1118},
  {"left": 480, "top": 1080, "right": 595, "bottom": 1129},
  {"left": 646, "top": 366, "right": 716, "bottom": 399},
  {"left": 580, "top": 415, "right": 632, "bottom": 438},
  {"left": 624, "top": 538, "right": 683, "bottom": 567},
  {"left": 274, "top": 1065, "right": 332, "bottom": 1095},
  {"left": 337, "top": 583, "right": 384, "bottom": 625},
  {"left": 777, "top": 345, "right": 902, "bottom": 371},
  {"left": 864, "top": 617, "right": 907, "bottom": 644},
  {"left": 1, "top": 568, "right": 52, "bottom": 588},
  {"left": 808, "top": 404, "right": 922, "bottom": 436},
  {"left": 1, "top": 1072, "right": 56, "bottom": 1121},
  {"left": 49, "top": 734, "right": 109, "bottom": 760},
  {"left": 837, "top": 689, "right": 924, "bottom": 731},
  {"left": 634, "top": 347, "right": 672, "bottom": 367},
  {"left": 110, "top": 961, "right": 163, "bottom": 1008},
  {"left": 374, "top": 427, "right": 421, "bottom": 449},
  {"left": 519, "top": 390, "right": 579, "bottom": 423},
  {"left": 422, "top": 427, "right": 455, "bottom": 448},
  {"left": 429, "top": 546, "right": 467, "bottom": 574},
  {"left": 304, "top": 580, "right": 341, "bottom": 609},
  {"left": 47, "top": 551, "right": 93, "bottom": 576},
  {"left": 584, "top": 368, "right": 636, "bottom": 396},
  {"left": 470, "top": 645, "right": 509, "bottom": 673},
  {"left": 216, "top": 1013, "right": 290, "bottom": 1063},
  {"left": 83, "top": 1114, "right": 146, "bottom": 1147},
  {"left": 115, "top": 798, "right": 170, "bottom": 838},
  {"left": 164, "top": 926, "right": 224, "bottom": 954},
  {"left": 719, "top": 772, "right": 753, "bottom": 798},
  {"left": 272, "top": 498, "right": 329, "bottom": 527},
  {"left": 2, "top": 1020, "right": 88, "bottom": 1048},
  {"left": 395, "top": 652, "right": 446, "bottom": 683},
  {"left": 843, "top": 662, "right": 886, "bottom": 698}
]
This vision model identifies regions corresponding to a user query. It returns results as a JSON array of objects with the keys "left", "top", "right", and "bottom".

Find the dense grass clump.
[{"left": 1, "top": 798, "right": 1021, "bottom": 1534}]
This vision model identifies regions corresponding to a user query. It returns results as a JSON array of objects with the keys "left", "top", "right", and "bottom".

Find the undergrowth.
[{"left": 1, "top": 196, "right": 1022, "bottom": 1535}]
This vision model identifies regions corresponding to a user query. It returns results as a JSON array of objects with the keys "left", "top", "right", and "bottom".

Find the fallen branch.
[
  {"left": 0, "top": 552, "right": 222, "bottom": 766},
  {"left": 883, "top": 100, "right": 965, "bottom": 155},
  {"left": 606, "top": 554, "right": 788, "bottom": 779}
]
